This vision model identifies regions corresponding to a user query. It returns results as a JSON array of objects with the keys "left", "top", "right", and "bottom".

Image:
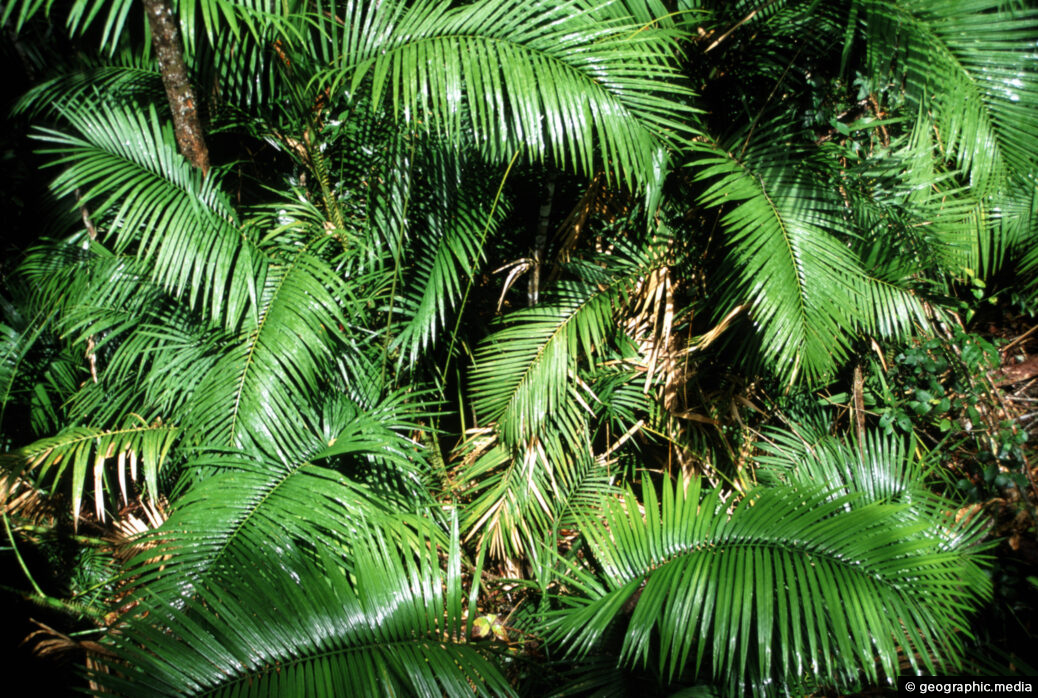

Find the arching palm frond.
[
  {"left": 755, "top": 425, "right": 923, "bottom": 504},
  {"left": 96, "top": 524, "right": 512, "bottom": 698},
  {"left": 125, "top": 392, "right": 432, "bottom": 600},
  {"left": 694, "top": 136, "right": 860, "bottom": 383},
  {"left": 753, "top": 425, "right": 991, "bottom": 567},
  {"left": 1, "top": 250, "right": 194, "bottom": 521},
  {"left": 321, "top": 0, "right": 696, "bottom": 191},
  {"left": 469, "top": 281, "right": 615, "bottom": 450},
  {"left": 545, "top": 472, "right": 991, "bottom": 696},
  {"left": 14, "top": 58, "right": 163, "bottom": 119},
  {"left": 20, "top": 243, "right": 223, "bottom": 430},
  {"left": 3, "top": 0, "right": 286, "bottom": 54},
  {"left": 35, "top": 101, "right": 260, "bottom": 331},
  {"left": 454, "top": 399, "right": 600, "bottom": 559},
  {"left": 867, "top": 0, "right": 1038, "bottom": 194},
  {"left": 837, "top": 122, "right": 1030, "bottom": 300},
  {"left": 7, "top": 420, "right": 179, "bottom": 524},
  {"left": 837, "top": 132, "right": 974, "bottom": 280},
  {"left": 461, "top": 243, "right": 670, "bottom": 557},
  {"left": 391, "top": 151, "right": 507, "bottom": 367},
  {"left": 470, "top": 239, "right": 665, "bottom": 451},
  {"left": 185, "top": 240, "right": 351, "bottom": 450},
  {"left": 70, "top": 314, "right": 223, "bottom": 431},
  {"left": 456, "top": 349, "right": 653, "bottom": 560},
  {"left": 693, "top": 129, "right": 927, "bottom": 384}
]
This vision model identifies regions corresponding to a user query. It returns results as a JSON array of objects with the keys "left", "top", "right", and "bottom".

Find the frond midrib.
[
  {"left": 22, "top": 422, "right": 179, "bottom": 462},
  {"left": 226, "top": 265, "right": 285, "bottom": 445},
  {"left": 605, "top": 529, "right": 934, "bottom": 598},
  {"left": 226, "top": 240, "right": 322, "bottom": 444},
  {"left": 174, "top": 457, "right": 324, "bottom": 591},
  {"left": 753, "top": 174, "right": 809, "bottom": 339},
  {"left": 487, "top": 280, "right": 621, "bottom": 434}
]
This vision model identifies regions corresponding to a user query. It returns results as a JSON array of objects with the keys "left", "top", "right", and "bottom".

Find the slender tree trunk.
[
  {"left": 527, "top": 173, "right": 556, "bottom": 306},
  {"left": 141, "top": 0, "right": 210, "bottom": 174}
]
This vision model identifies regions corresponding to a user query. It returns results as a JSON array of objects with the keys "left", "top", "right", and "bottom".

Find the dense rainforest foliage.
[{"left": 2, "top": 0, "right": 1037, "bottom": 695}]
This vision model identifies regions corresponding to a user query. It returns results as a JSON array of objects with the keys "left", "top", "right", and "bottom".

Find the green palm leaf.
[
  {"left": 693, "top": 129, "right": 927, "bottom": 383},
  {"left": 96, "top": 524, "right": 513, "bottom": 697},
  {"left": 469, "top": 281, "right": 614, "bottom": 449},
  {"left": 391, "top": 152, "right": 505, "bottom": 366},
  {"left": 454, "top": 404, "right": 601, "bottom": 558},
  {"left": 755, "top": 425, "right": 922, "bottom": 504},
  {"left": 127, "top": 394, "right": 431, "bottom": 599},
  {"left": 470, "top": 243, "right": 661, "bottom": 450},
  {"left": 14, "top": 55, "right": 163, "bottom": 118},
  {"left": 6, "top": 419, "right": 179, "bottom": 524},
  {"left": 1003, "top": 173, "right": 1038, "bottom": 298},
  {"left": 322, "top": 0, "right": 695, "bottom": 190},
  {"left": 0, "top": 301, "right": 60, "bottom": 436},
  {"left": 186, "top": 240, "right": 349, "bottom": 449},
  {"left": 867, "top": 0, "right": 1038, "bottom": 193},
  {"left": 547, "top": 472, "right": 990, "bottom": 695},
  {"left": 837, "top": 131, "right": 980, "bottom": 280},
  {"left": 35, "top": 101, "right": 259, "bottom": 330},
  {"left": 3, "top": 0, "right": 282, "bottom": 53},
  {"left": 463, "top": 245, "right": 666, "bottom": 556}
]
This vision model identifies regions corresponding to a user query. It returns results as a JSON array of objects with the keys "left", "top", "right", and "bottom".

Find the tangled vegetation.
[{"left": 1, "top": 0, "right": 1036, "bottom": 695}]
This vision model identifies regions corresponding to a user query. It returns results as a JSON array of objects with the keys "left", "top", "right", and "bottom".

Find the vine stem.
[
  {"left": 443, "top": 149, "right": 522, "bottom": 380},
  {"left": 3, "top": 509, "right": 44, "bottom": 597}
]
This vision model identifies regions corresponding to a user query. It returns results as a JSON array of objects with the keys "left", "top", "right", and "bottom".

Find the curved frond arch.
[{"left": 547, "top": 473, "right": 990, "bottom": 695}]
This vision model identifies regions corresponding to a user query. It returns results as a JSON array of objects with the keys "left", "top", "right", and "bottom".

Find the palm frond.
[
  {"left": 454, "top": 402, "right": 597, "bottom": 559},
  {"left": 462, "top": 244, "right": 668, "bottom": 556},
  {"left": 755, "top": 425, "right": 921, "bottom": 503},
  {"left": 126, "top": 395, "right": 430, "bottom": 599},
  {"left": 0, "top": 302, "right": 60, "bottom": 437},
  {"left": 837, "top": 131, "right": 978, "bottom": 280},
  {"left": 1004, "top": 174, "right": 1038, "bottom": 297},
  {"left": 17, "top": 246, "right": 221, "bottom": 433},
  {"left": 6, "top": 419, "right": 179, "bottom": 524},
  {"left": 470, "top": 241, "right": 662, "bottom": 450},
  {"left": 455, "top": 360, "right": 647, "bottom": 559},
  {"left": 546, "top": 473, "right": 991, "bottom": 695},
  {"left": 13, "top": 54, "right": 162, "bottom": 118},
  {"left": 322, "top": 0, "right": 695, "bottom": 190},
  {"left": 693, "top": 129, "right": 927, "bottom": 383},
  {"left": 391, "top": 152, "right": 506, "bottom": 366},
  {"left": 96, "top": 524, "right": 514, "bottom": 697},
  {"left": 867, "top": 0, "right": 1038, "bottom": 193},
  {"left": 468, "top": 282, "right": 610, "bottom": 449},
  {"left": 185, "top": 239, "right": 350, "bottom": 450},
  {"left": 3, "top": 0, "right": 286, "bottom": 55},
  {"left": 35, "top": 101, "right": 259, "bottom": 330}
]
